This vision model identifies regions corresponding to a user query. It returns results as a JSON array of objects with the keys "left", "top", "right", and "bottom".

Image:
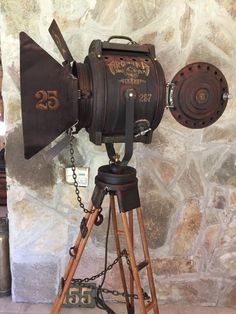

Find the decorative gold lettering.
[
  {"left": 107, "top": 60, "right": 150, "bottom": 78},
  {"left": 119, "top": 78, "right": 146, "bottom": 85},
  {"left": 139, "top": 93, "right": 152, "bottom": 102},
  {"left": 63, "top": 284, "right": 95, "bottom": 307},
  {"left": 81, "top": 287, "right": 92, "bottom": 305},
  {"left": 35, "top": 90, "right": 48, "bottom": 110},
  {"left": 68, "top": 287, "right": 79, "bottom": 305},
  {"left": 35, "top": 90, "right": 60, "bottom": 110},
  {"left": 47, "top": 91, "right": 60, "bottom": 110}
]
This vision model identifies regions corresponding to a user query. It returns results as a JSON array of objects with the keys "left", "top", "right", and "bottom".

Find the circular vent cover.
[{"left": 169, "top": 62, "right": 229, "bottom": 128}]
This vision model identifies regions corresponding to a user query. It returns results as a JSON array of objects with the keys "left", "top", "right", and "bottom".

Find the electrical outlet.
[{"left": 65, "top": 167, "right": 89, "bottom": 187}]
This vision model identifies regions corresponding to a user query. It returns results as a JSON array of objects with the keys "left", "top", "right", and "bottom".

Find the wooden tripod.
[{"left": 51, "top": 164, "right": 159, "bottom": 314}]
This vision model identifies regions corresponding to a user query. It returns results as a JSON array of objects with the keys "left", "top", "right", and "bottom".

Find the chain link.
[
  {"left": 71, "top": 249, "right": 150, "bottom": 301},
  {"left": 69, "top": 135, "right": 95, "bottom": 213}
]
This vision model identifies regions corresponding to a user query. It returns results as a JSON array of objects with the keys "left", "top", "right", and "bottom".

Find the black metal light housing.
[{"left": 19, "top": 20, "right": 229, "bottom": 160}]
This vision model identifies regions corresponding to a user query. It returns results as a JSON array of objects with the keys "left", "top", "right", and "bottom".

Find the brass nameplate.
[{"left": 63, "top": 282, "right": 96, "bottom": 308}]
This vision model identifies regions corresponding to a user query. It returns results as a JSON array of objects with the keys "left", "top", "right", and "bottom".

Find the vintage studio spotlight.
[{"left": 20, "top": 20, "right": 229, "bottom": 314}]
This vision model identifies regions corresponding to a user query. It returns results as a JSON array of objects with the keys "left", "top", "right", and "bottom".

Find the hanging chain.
[
  {"left": 71, "top": 249, "right": 150, "bottom": 301},
  {"left": 69, "top": 134, "right": 95, "bottom": 213}
]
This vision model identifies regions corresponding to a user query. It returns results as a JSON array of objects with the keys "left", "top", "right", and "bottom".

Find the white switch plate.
[{"left": 65, "top": 167, "right": 89, "bottom": 187}]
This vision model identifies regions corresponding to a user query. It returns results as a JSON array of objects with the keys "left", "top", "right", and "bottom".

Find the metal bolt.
[
  {"left": 104, "top": 186, "right": 110, "bottom": 192},
  {"left": 222, "top": 92, "right": 232, "bottom": 101},
  {"left": 113, "top": 153, "right": 120, "bottom": 163},
  {"left": 166, "top": 82, "right": 175, "bottom": 88}
]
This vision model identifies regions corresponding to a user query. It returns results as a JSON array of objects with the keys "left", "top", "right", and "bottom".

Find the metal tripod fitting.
[
  {"left": 123, "top": 88, "right": 136, "bottom": 164},
  {"left": 105, "top": 88, "right": 136, "bottom": 167}
]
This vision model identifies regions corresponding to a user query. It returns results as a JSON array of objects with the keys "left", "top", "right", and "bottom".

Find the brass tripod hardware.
[
  {"left": 137, "top": 260, "right": 149, "bottom": 271},
  {"left": 142, "top": 290, "right": 151, "bottom": 301},
  {"left": 80, "top": 217, "right": 88, "bottom": 238},
  {"left": 113, "top": 153, "right": 120, "bottom": 163},
  {"left": 94, "top": 209, "right": 104, "bottom": 226},
  {"left": 69, "top": 246, "right": 78, "bottom": 258}
]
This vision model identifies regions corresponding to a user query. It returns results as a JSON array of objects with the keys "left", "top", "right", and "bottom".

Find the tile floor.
[{"left": 0, "top": 297, "right": 235, "bottom": 314}]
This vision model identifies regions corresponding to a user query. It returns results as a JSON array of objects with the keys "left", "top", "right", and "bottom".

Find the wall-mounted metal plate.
[
  {"left": 169, "top": 62, "right": 229, "bottom": 128},
  {"left": 63, "top": 282, "right": 96, "bottom": 308}
]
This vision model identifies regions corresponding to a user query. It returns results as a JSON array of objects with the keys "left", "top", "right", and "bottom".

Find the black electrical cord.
[{"left": 96, "top": 204, "right": 116, "bottom": 314}]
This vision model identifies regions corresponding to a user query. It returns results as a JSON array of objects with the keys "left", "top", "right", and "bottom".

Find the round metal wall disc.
[{"left": 169, "top": 62, "right": 229, "bottom": 129}]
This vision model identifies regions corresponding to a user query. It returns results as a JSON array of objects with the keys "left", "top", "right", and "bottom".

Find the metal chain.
[
  {"left": 71, "top": 249, "right": 150, "bottom": 301},
  {"left": 69, "top": 135, "right": 95, "bottom": 213},
  {"left": 71, "top": 249, "right": 127, "bottom": 284}
]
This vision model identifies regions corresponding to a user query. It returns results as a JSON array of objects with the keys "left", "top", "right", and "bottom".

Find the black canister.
[{"left": 0, "top": 218, "right": 11, "bottom": 296}]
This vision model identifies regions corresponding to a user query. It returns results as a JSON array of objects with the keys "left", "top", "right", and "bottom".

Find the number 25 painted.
[{"left": 35, "top": 90, "right": 60, "bottom": 110}]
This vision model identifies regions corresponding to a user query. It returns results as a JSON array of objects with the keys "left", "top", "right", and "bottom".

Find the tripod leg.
[
  {"left": 51, "top": 205, "right": 100, "bottom": 314},
  {"left": 121, "top": 211, "right": 147, "bottom": 313},
  {"left": 137, "top": 207, "right": 159, "bottom": 314},
  {"left": 128, "top": 211, "right": 135, "bottom": 310},
  {"left": 110, "top": 195, "right": 134, "bottom": 313},
  {"left": 63, "top": 201, "right": 93, "bottom": 281}
]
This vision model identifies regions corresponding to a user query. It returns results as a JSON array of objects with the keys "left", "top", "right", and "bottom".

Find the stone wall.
[{"left": 1, "top": 0, "right": 236, "bottom": 307}]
